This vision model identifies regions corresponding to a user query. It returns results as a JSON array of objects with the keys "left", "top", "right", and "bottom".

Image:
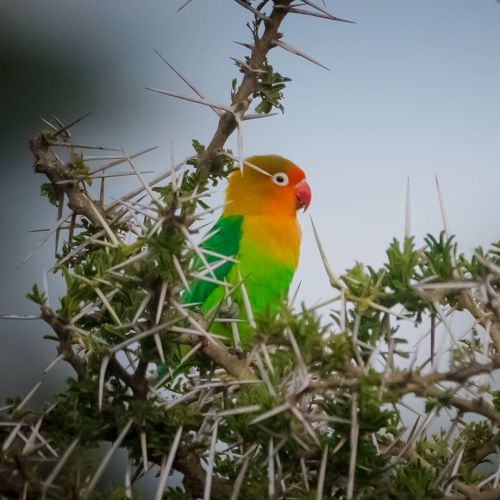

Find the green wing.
[{"left": 182, "top": 215, "right": 242, "bottom": 309}]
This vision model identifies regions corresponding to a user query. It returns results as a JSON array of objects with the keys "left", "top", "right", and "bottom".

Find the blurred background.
[{"left": 1, "top": 0, "right": 499, "bottom": 491}]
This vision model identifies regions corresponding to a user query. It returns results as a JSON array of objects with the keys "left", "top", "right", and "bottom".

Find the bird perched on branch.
[{"left": 183, "top": 155, "right": 311, "bottom": 346}]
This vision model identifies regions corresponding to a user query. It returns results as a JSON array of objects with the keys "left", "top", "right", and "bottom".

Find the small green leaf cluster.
[
  {"left": 26, "top": 283, "right": 47, "bottom": 306},
  {"left": 254, "top": 60, "right": 291, "bottom": 114},
  {"left": 40, "top": 182, "right": 64, "bottom": 207}
]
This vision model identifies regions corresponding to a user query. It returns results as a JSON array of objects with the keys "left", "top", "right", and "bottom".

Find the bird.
[{"left": 183, "top": 155, "right": 311, "bottom": 346}]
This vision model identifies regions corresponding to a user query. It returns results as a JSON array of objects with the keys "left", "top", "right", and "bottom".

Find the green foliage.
[
  {"left": 26, "top": 283, "right": 47, "bottom": 306},
  {"left": 416, "top": 430, "right": 451, "bottom": 470},
  {"left": 493, "top": 391, "right": 500, "bottom": 411},
  {"left": 456, "top": 421, "right": 493, "bottom": 458},
  {"left": 424, "top": 233, "right": 457, "bottom": 282},
  {"left": 394, "top": 461, "right": 440, "bottom": 499},
  {"left": 40, "top": 155, "right": 92, "bottom": 208},
  {"left": 40, "top": 181, "right": 63, "bottom": 207},
  {"left": 188, "top": 140, "right": 235, "bottom": 183},
  {"left": 254, "top": 60, "right": 291, "bottom": 114},
  {"left": 70, "top": 153, "right": 93, "bottom": 185},
  {"left": 382, "top": 237, "right": 427, "bottom": 315}
]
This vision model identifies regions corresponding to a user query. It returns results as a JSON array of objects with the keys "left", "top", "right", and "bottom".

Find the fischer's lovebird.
[{"left": 183, "top": 155, "right": 311, "bottom": 344}]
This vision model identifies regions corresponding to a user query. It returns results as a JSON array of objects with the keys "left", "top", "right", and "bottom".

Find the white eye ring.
[{"left": 272, "top": 172, "right": 289, "bottom": 186}]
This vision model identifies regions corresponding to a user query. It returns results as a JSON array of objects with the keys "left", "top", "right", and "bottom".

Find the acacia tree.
[{"left": 2, "top": 1, "right": 500, "bottom": 499}]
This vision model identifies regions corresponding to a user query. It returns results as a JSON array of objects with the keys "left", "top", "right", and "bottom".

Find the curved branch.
[
  {"left": 177, "top": 334, "right": 255, "bottom": 380},
  {"left": 29, "top": 133, "right": 107, "bottom": 228},
  {"left": 40, "top": 305, "right": 85, "bottom": 379},
  {"left": 197, "top": 0, "right": 292, "bottom": 175}
]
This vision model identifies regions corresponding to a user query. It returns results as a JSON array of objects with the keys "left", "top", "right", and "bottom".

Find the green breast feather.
[
  {"left": 182, "top": 215, "right": 295, "bottom": 343},
  {"left": 182, "top": 215, "right": 242, "bottom": 308}
]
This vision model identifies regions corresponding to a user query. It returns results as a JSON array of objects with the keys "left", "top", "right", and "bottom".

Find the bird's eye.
[{"left": 272, "top": 172, "right": 289, "bottom": 186}]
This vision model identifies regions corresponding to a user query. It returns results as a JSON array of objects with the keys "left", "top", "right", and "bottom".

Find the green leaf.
[
  {"left": 253, "top": 60, "right": 291, "bottom": 114},
  {"left": 40, "top": 182, "right": 63, "bottom": 207},
  {"left": 26, "top": 283, "right": 46, "bottom": 306}
]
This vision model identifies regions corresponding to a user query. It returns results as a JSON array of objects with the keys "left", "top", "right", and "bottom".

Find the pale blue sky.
[{"left": 1, "top": 0, "right": 499, "bottom": 401}]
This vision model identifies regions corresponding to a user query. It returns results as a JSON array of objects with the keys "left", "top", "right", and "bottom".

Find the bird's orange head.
[{"left": 223, "top": 155, "right": 311, "bottom": 217}]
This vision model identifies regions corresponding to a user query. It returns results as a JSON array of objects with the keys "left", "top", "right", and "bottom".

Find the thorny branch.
[
  {"left": 384, "top": 444, "right": 498, "bottom": 500},
  {"left": 309, "top": 358, "right": 500, "bottom": 424},
  {"left": 178, "top": 333, "right": 255, "bottom": 380},
  {"left": 457, "top": 289, "right": 500, "bottom": 354},
  {"left": 6, "top": 1, "right": 500, "bottom": 499},
  {"left": 40, "top": 305, "right": 150, "bottom": 396},
  {"left": 197, "top": 0, "right": 293, "bottom": 177},
  {"left": 40, "top": 305, "right": 85, "bottom": 379},
  {"left": 28, "top": 0, "right": 291, "bottom": 385},
  {"left": 30, "top": 131, "right": 108, "bottom": 229}
]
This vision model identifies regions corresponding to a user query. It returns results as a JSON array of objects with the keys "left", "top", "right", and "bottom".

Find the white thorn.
[
  {"left": 86, "top": 197, "right": 120, "bottom": 246},
  {"left": 98, "top": 355, "right": 110, "bottom": 411},
  {"left": 316, "top": 445, "right": 329, "bottom": 500},
  {"left": 154, "top": 426, "right": 183, "bottom": 500},
  {"left": 267, "top": 438, "right": 275, "bottom": 499},
  {"left": 435, "top": 175, "right": 449, "bottom": 236},
  {"left": 347, "top": 393, "right": 359, "bottom": 500},
  {"left": 154, "top": 50, "right": 222, "bottom": 118},
  {"left": 140, "top": 431, "right": 149, "bottom": 475},
  {"left": 42, "top": 438, "right": 79, "bottom": 498},
  {"left": 274, "top": 39, "right": 330, "bottom": 71},
  {"left": 146, "top": 87, "right": 232, "bottom": 113},
  {"left": 203, "top": 420, "right": 219, "bottom": 500},
  {"left": 85, "top": 419, "right": 133, "bottom": 496},
  {"left": 300, "top": 0, "right": 355, "bottom": 23},
  {"left": 233, "top": 0, "right": 271, "bottom": 21},
  {"left": 238, "top": 271, "right": 256, "bottom": 329}
]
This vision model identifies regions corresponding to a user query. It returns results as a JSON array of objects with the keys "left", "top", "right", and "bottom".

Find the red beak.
[{"left": 295, "top": 179, "right": 311, "bottom": 212}]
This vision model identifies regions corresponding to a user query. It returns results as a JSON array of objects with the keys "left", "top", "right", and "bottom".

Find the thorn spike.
[{"left": 274, "top": 39, "right": 330, "bottom": 71}]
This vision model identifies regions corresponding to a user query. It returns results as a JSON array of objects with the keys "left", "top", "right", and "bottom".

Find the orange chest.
[{"left": 240, "top": 216, "right": 301, "bottom": 269}]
